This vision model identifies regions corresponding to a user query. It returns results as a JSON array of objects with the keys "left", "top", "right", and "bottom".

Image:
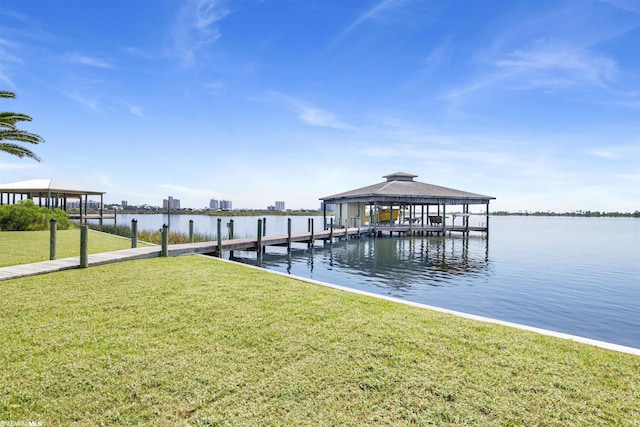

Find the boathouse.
[
  {"left": 0, "top": 178, "right": 111, "bottom": 223},
  {"left": 320, "top": 172, "right": 495, "bottom": 235}
]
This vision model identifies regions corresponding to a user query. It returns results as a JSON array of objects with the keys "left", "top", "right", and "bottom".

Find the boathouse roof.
[
  {"left": 320, "top": 172, "right": 495, "bottom": 205},
  {"left": 0, "top": 178, "right": 105, "bottom": 196}
]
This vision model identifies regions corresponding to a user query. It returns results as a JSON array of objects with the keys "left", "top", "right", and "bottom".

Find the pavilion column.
[
  {"left": 409, "top": 204, "right": 413, "bottom": 233},
  {"left": 374, "top": 201, "right": 378, "bottom": 226},
  {"left": 442, "top": 204, "right": 446, "bottom": 233},
  {"left": 323, "top": 203, "right": 327, "bottom": 230}
]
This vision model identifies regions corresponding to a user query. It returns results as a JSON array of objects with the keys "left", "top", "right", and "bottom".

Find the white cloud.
[
  {"left": 332, "top": 0, "right": 409, "bottom": 45},
  {"left": 62, "top": 92, "right": 99, "bottom": 111},
  {"left": 597, "top": 0, "right": 640, "bottom": 13},
  {"left": 587, "top": 148, "right": 616, "bottom": 159},
  {"left": 266, "top": 91, "right": 356, "bottom": 130},
  {"left": 129, "top": 105, "right": 144, "bottom": 118},
  {"left": 495, "top": 41, "right": 617, "bottom": 89},
  {"left": 446, "top": 40, "right": 618, "bottom": 103},
  {"left": 204, "top": 80, "right": 225, "bottom": 94},
  {"left": 171, "top": 0, "right": 230, "bottom": 66},
  {"left": 65, "top": 53, "right": 114, "bottom": 69},
  {"left": 0, "top": 70, "right": 13, "bottom": 87},
  {"left": 298, "top": 107, "right": 354, "bottom": 130}
]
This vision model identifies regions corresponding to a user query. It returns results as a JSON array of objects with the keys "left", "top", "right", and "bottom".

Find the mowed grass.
[
  {"left": 1, "top": 256, "right": 638, "bottom": 426},
  {"left": 0, "top": 229, "right": 152, "bottom": 267}
]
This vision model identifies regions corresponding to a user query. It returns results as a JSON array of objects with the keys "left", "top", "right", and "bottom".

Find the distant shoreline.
[
  {"left": 491, "top": 211, "right": 639, "bottom": 218},
  {"left": 102, "top": 210, "right": 327, "bottom": 217}
]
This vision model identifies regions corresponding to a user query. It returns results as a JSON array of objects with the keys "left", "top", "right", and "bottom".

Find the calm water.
[
  {"left": 112, "top": 214, "right": 640, "bottom": 348},
  {"left": 110, "top": 213, "right": 322, "bottom": 237}
]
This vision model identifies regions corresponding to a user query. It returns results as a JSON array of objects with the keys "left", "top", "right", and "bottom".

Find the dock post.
[
  {"left": 287, "top": 218, "right": 292, "bottom": 252},
  {"left": 257, "top": 219, "right": 263, "bottom": 256},
  {"left": 161, "top": 224, "right": 168, "bottom": 257},
  {"left": 329, "top": 218, "right": 334, "bottom": 242},
  {"left": 49, "top": 217, "right": 57, "bottom": 260},
  {"left": 465, "top": 204, "right": 470, "bottom": 234},
  {"left": 229, "top": 219, "right": 234, "bottom": 240},
  {"left": 131, "top": 219, "right": 138, "bottom": 248},
  {"left": 217, "top": 218, "right": 223, "bottom": 258},
  {"left": 310, "top": 218, "right": 314, "bottom": 246},
  {"left": 263, "top": 217, "right": 266, "bottom": 236},
  {"left": 80, "top": 225, "right": 89, "bottom": 267},
  {"left": 189, "top": 220, "right": 194, "bottom": 243}
]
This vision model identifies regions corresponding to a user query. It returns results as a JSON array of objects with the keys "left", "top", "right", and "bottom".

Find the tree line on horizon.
[{"left": 492, "top": 210, "right": 640, "bottom": 218}]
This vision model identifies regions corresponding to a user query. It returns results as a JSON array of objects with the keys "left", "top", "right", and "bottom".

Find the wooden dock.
[
  {"left": 169, "top": 227, "right": 365, "bottom": 256},
  {"left": 0, "top": 224, "right": 486, "bottom": 281}
]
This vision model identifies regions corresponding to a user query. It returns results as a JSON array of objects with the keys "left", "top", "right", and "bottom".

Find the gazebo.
[
  {"left": 320, "top": 172, "right": 496, "bottom": 235},
  {"left": 0, "top": 178, "right": 110, "bottom": 223}
]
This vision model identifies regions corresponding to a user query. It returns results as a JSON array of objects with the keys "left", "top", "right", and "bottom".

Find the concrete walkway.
[{"left": 0, "top": 246, "right": 161, "bottom": 281}]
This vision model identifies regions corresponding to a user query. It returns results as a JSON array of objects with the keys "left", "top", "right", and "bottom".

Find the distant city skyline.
[{"left": 1, "top": 1, "right": 638, "bottom": 212}]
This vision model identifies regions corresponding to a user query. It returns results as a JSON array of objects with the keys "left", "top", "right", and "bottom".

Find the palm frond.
[
  {"left": 0, "top": 91, "right": 17, "bottom": 99},
  {"left": 0, "top": 112, "right": 33, "bottom": 129},
  {"left": 0, "top": 143, "right": 42, "bottom": 161},
  {"left": 0, "top": 129, "right": 45, "bottom": 145}
]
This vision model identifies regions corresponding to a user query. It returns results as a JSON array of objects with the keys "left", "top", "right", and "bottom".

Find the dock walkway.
[
  {"left": 0, "top": 223, "right": 486, "bottom": 281},
  {"left": 0, "top": 227, "right": 363, "bottom": 281}
]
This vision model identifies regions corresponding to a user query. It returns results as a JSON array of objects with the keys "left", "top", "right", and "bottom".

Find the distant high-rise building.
[
  {"left": 275, "top": 201, "right": 285, "bottom": 211},
  {"left": 121, "top": 200, "right": 128, "bottom": 207},
  {"left": 209, "top": 199, "right": 219, "bottom": 210},
  {"left": 68, "top": 200, "right": 101, "bottom": 210},
  {"left": 220, "top": 200, "right": 232, "bottom": 211},
  {"left": 163, "top": 196, "right": 180, "bottom": 209}
]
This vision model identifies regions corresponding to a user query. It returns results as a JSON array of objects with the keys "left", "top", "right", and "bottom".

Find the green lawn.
[
  {"left": 1, "top": 255, "right": 638, "bottom": 426},
  {"left": 0, "top": 229, "right": 151, "bottom": 267}
]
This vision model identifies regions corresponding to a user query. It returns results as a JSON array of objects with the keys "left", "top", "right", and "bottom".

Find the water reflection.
[{"left": 233, "top": 234, "right": 490, "bottom": 294}]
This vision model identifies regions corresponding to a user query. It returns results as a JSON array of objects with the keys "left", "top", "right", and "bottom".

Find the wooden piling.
[
  {"left": 217, "top": 218, "right": 222, "bottom": 258},
  {"left": 80, "top": 225, "right": 88, "bottom": 267},
  {"left": 257, "top": 219, "right": 263, "bottom": 255},
  {"left": 310, "top": 218, "right": 314, "bottom": 243},
  {"left": 189, "top": 220, "right": 194, "bottom": 243},
  {"left": 329, "top": 218, "right": 334, "bottom": 242},
  {"left": 131, "top": 219, "right": 138, "bottom": 248},
  {"left": 49, "top": 217, "right": 57, "bottom": 260},
  {"left": 287, "top": 218, "right": 292, "bottom": 251},
  {"left": 161, "top": 224, "right": 168, "bottom": 257}
]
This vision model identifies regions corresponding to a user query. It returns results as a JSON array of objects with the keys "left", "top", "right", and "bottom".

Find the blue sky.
[{"left": 1, "top": 0, "right": 639, "bottom": 211}]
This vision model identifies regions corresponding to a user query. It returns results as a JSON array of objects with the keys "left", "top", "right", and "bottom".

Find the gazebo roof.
[
  {"left": 0, "top": 179, "right": 105, "bottom": 196},
  {"left": 321, "top": 172, "right": 495, "bottom": 205}
]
